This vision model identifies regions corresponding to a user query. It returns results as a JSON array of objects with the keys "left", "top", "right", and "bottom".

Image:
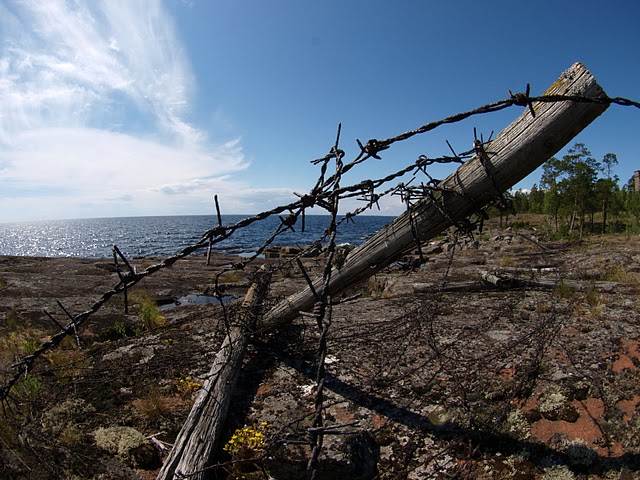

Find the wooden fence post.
[
  {"left": 261, "top": 62, "right": 608, "bottom": 329},
  {"left": 157, "top": 62, "right": 607, "bottom": 479}
]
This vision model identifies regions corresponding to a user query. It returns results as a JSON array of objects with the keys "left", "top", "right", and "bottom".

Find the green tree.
[
  {"left": 540, "top": 157, "right": 563, "bottom": 232},
  {"left": 511, "top": 189, "right": 530, "bottom": 214},
  {"left": 595, "top": 152, "right": 619, "bottom": 233},
  {"left": 539, "top": 143, "right": 613, "bottom": 237},
  {"left": 625, "top": 190, "right": 640, "bottom": 229},
  {"left": 529, "top": 184, "right": 545, "bottom": 214},
  {"left": 564, "top": 144, "right": 599, "bottom": 236}
]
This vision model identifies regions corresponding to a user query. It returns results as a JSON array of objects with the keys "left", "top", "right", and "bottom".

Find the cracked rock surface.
[{"left": 1, "top": 229, "right": 639, "bottom": 479}]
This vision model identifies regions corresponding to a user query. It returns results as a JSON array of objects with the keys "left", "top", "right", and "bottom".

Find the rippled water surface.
[{"left": 0, "top": 215, "right": 394, "bottom": 258}]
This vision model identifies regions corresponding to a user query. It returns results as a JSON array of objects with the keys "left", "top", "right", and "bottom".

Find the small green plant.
[
  {"left": 605, "top": 265, "right": 640, "bottom": 283},
  {"left": 20, "top": 337, "right": 41, "bottom": 355},
  {"left": 554, "top": 282, "right": 576, "bottom": 299},
  {"left": 11, "top": 374, "right": 43, "bottom": 402},
  {"left": 584, "top": 285, "right": 601, "bottom": 307},
  {"left": 139, "top": 301, "right": 165, "bottom": 330},
  {"left": 584, "top": 284, "right": 605, "bottom": 317},
  {"left": 113, "top": 319, "right": 127, "bottom": 337},
  {"left": 131, "top": 290, "right": 166, "bottom": 330},
  {"left": 46, "top": 348, "right": 87, "bottom": 379},
  {"left": 1, "top": 329, "right": 44, "bottom": 358}
]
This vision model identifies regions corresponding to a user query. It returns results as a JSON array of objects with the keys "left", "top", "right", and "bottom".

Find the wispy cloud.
[{"left": 0, "top": 0, "right": 251, "bottom": 222}]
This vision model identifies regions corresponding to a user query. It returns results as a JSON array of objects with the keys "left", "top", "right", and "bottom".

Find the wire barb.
[{"left": 509, "top": 83, "right": 535, "bottom": 118}]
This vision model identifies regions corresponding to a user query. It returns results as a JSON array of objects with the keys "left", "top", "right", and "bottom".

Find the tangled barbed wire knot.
[
  {"left": 509, "top": 83, "right": 535, "bottom": 118},
  {"left": 356, "top": 138, "right": 388, "bottom": 160},
  {"left": 299, "top": 194, "right": 316, "bottom": 209},
  {"left": 279, "top": 213, "right": 298, "bottom": 232}
]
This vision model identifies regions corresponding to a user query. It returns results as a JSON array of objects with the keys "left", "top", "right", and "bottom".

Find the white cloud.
[
  {"left": 0, "top": 0, "right": 197, "bottom": 141},
  {"left": 0, "top": 127, "right": 253, "bottom": 220},
  {"left": 0, "top": 0, "right": 252, "bottom": 222}
]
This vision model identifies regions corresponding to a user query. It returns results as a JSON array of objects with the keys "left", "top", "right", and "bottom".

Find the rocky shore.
[{"left": 1, "top": 227, "right": 640, "bottom": 479}]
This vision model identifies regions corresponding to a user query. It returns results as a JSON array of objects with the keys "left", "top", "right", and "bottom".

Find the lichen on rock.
[{"left": 93, "top": 426, "right": 158, "bottom": 469}]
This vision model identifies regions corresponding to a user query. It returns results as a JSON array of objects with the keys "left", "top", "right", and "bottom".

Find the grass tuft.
[
  {"left": 130, "top": 290, "right": 166, "bottom": 331},
  {"left": 554, "top": 282, "right": 576, "bottom": 299},
  {"left": 605, "top": 265, "right": 640, "bottom": 283}
]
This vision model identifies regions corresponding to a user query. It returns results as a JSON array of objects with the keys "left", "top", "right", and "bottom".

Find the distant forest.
[{"left": 495, "top": 143, "right": 640, "bottom": 237}]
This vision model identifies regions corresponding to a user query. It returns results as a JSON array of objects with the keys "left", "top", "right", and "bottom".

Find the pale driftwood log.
[
  {"left": 262, "top": 62, "right": 608, "bottom": 329},
  {"left": 480, "top": 270, "right": 516, "bottom": 288},
  {"left": 412, "top": 276, "right": 618, "bottom": 293},
  {"left": 157, "top": 267, "right": 271, "bottom": 480},
  {"left": 514, "top": 232, "right": 552, "bottom": 251},
  {"left": 412, "top": 281, "right": 492, "bottom": 293},
  {"left": 477, "top": 268, "right": 618, "bottom": 292}
]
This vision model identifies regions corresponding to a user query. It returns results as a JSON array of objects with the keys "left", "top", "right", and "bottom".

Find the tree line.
[{"left": 499, "top": 143, "right": 640, "bottom": 237}]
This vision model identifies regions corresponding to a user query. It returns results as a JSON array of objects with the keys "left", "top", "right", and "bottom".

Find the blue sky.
[{"left": 1, "top": 0, "right": 638, "bottom": 223}]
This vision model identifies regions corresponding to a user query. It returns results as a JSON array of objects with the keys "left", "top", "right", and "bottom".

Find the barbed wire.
[
  {"left": 1, "top": 84, "right": 639, "bottom": 475},
  {"left": 0, "top": 89, "right": 628, "bottom": 389}
]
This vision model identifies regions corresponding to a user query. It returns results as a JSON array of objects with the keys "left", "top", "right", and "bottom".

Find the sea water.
[{"left": 0, "top": 214, "right": 394, "bottom": 259}]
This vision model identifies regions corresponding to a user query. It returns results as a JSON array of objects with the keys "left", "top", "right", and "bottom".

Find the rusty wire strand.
[
  {"left": 307, "top": 124, "right": 344, "bottom": 478},
  {"left": 1, "top": 89, "right": 638, "bottom": 412}
]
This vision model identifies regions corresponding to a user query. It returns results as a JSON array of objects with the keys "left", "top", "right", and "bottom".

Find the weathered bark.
[
  {"left": 262, "top": 62, "right": 608, "bottom": 329},
  {"left": 157, "top": 267, "right": 271, "bottom": 480}
]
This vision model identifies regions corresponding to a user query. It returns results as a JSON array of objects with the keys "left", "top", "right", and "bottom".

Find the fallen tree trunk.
[
  {"left": 158, "top": 63, "right": 608, "bottom": 478},
  {"left": 480, "top": 270, "right": 516, "bottom": 289},
  {"left": 157, "top": 267, "right": 271, "bottom": 480},
  {"left": 412, "top": 279, "right": 618, "bottom": 294},
  {"left": 262, "top": 62, "right": 608, "bottom": 329},
  {"left": 412, "top": 281, "right": 495, "bottom": 293}
]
